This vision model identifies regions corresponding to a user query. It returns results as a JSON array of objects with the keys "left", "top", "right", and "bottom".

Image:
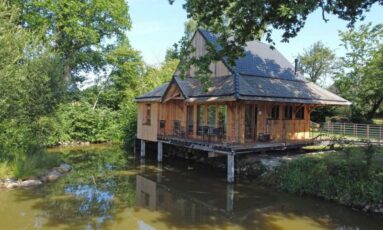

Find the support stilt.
[
  {"left": 227, "top": 153, "right": 235, "bottom": 183},
  {"left": 140, "top": 140, "right": 146, "bottom": 158},
  {"left": 226, "top": 183, "right": 234, "bottom": 212},
  {"left": 158, "top": 142, "right": 163, "bottom": 162}
]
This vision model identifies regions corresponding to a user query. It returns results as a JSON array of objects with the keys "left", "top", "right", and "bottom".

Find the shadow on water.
[{"left": 1, "top": 144, "right": 381, "bottom": 230}]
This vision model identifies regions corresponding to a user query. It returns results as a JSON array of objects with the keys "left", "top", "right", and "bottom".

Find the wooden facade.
[{"left": 137, "top": 101, "right": 311, "bottom": 144}]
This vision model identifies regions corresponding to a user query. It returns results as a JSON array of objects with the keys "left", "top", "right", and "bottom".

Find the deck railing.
[
  {"left": 157, "top": 119, "right": 313, "bottom": 145},
  {"left": 314, "top": 122, "right": 383, "bottom": 144}
]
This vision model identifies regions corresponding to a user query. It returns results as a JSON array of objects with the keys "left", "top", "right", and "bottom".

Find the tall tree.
[
  {"left": 0, "top": 0, "right": 64, "bottom": 161},
  {"left": 335, "top": 23, "right": 383, "bottom": 122},
  {"left": 170, "top": 0, "right": 382, "bottom": 79},
  {"left": 298, "top": 42, "right": 336, "bottom": 87},
  {"left": 11, "top": 0, "right": 131, "bottom": 82}
]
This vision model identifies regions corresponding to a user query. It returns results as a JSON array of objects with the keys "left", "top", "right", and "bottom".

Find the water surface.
[{"left": 0, "top": 144, "right": 381, "bottom": 229}]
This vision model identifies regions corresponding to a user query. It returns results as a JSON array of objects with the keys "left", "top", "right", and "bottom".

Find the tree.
[
  {"left": 335, "top": 23, "right": 383, "bottom": 122},
  {"left": 10, "top": 0, "right": 131, "bottom": 82},
  {"left": 169, "top": 0, "right": 382, "bottom": 80},
  {"left": 0, "top": 0, "right": 64, "bottom": 174},
  {"left": 298, "top": 42, "right": 336, "bottom": 87},
  {"left": 92, "top": 40, "right": 145, "bottom": 110}
]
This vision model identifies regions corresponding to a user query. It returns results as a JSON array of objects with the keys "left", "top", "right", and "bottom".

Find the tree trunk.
[
  {"left": 366, "top": 96, "right": 383, "bottom": 121},
  {"left": 63, "top": 61, "right": 70, "bottom": 82}
]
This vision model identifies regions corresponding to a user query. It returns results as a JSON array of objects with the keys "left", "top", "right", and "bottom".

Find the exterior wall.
[
  {"left": 214, "top": 101, "right": 311, "bottom": 143},
  {"left": 137, "top": 102, "right": 159, "bottom": 142},
  {"left": 174, "top": 31, "right": 231, "bottom": 77},
  {"left": 137, "top": 100, "right": 311, "bottom": 143},
  {"left": 158, "top": 100, "right": 186, "bottom": 135}
]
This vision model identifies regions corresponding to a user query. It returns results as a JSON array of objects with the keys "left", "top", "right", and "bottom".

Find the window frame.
[{"left": 143, "top": 104, "right": 151, "bottom": 126}]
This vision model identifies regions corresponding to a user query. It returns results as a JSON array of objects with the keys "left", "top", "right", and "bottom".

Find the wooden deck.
[{"left": 157, "top": 135, "right": 316, "bottom": 155}]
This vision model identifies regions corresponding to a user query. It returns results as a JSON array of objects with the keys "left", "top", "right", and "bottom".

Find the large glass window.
[
  {"left": 187, "top": 106, "right": 194, "bottom": 134},
  {"left": 218, "top": 105, "right": 227, "bottom": 134},
  {"left": 284, "top": 105, "right": 293, "bottom": 120},
  {"left": 207, "top": 105, "right": 217, "bottom": 127},
  {"left": 270, "top": 105, "right": 279, "bottom": 120},
  {"left": 296, "top": 106, "right": 305, "bottom": 120}
]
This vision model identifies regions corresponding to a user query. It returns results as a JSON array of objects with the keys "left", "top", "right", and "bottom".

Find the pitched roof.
[
  {"left": 198, "top": 28, "right": 302, "bottom": 80},
  {"left": 136, "top": 29, "right": 351, "bottom": 105},
  {"left": 135, "top": 83, "right": 168, "bottom": 102}
]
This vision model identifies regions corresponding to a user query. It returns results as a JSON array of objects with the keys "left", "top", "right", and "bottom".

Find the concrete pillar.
[
  {"left": 227, "top": 153, "right": 235, "bottom": 183},
  {"left": 157, "top": 142, "right": 163, "bottom": 162},
  {"left": 140, "top": 139, "right": 146, "bottom": 158},
  {"left": 226, "top": 183, "right": 234, "bottom": 212}
]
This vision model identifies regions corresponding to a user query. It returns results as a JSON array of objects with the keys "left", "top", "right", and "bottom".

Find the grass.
[
  {"left": 373, "top": 118, "right": 383, "bottom": 125},
  {"left": 263, "top": 146, "right": 383, "bottom": 210},
  {"left": 0, "top": 162, "right": 12, "bottom": 179}
]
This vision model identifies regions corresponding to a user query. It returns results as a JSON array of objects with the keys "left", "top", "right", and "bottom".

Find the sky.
[{"left": 127, "top": 0, "right": 382, "bottom": 66}]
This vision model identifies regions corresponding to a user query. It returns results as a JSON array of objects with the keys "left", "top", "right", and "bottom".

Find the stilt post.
[
  {"left": 226, "top": 183, "right": 234, "bottom": 212},
  {"left": 227, "top": 152, "right": 235, "bottom": 183},
  {"left": 140, "top": 139, "right": 146, "bottom": 158},
  {"left": 158, "top": 142, "right": 163, "bottom": 162}
]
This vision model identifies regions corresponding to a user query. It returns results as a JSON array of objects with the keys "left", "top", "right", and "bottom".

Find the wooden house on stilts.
[{"left": 135, "top": 29, "right": 350, "bottom": 182}]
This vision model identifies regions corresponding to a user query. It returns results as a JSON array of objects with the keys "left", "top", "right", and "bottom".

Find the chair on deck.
[
  {"left": 173, "top": 120, "right": 186, "bottom": 138},
  {"left": 212, "top": 127, "right": 225, "bottom": 142}
]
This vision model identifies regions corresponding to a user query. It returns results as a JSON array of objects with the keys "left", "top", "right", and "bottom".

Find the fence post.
[
  {"left": 367, "top": 125, "right": 370, "bottom": 140},
  {"left": 380, "top": 126, "right": 382, "bottom": 145},
  {"left": 343, "top": 123, "right": 346, "bottom": 136}
]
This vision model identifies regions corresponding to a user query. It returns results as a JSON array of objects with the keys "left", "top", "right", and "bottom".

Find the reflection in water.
[{"left": 0, "top": 145, "right": 381, "bottom": 230}]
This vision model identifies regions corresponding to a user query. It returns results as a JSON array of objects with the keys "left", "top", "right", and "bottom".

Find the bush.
[
  {"left": 264, "top": 147, "right": 383, "bottom": 206},
  {"left": 41, "top": 101, "right": 125, "bottom": 145}
]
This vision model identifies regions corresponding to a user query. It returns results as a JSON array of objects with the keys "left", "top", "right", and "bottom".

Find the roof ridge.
[{"left": 239, "top": 73, "right": 307, "bottom": 83}]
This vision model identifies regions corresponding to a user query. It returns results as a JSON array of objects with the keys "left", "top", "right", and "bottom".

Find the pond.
[{"left": 0, "top": 144, "right": 381, "bottom": 230}]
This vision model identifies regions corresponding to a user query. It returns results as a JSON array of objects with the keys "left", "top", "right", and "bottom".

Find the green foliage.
[
  {"left": 265, "top": 147, "right": 383, "bottom": 206},
  {"left": 0, "top": 1, "right": 64, "bottom": 178},
  {"left": 42, "top": 101, "right": 124, "bottom": 145},
  {"left": 335, "top": 23, "right": 383, "bottom": 122},
  {"left": 298, "top": 41, "right": 336, "bottom": 86},
  {"left": 10, "top": 0, "right": 132, "bottom": 82},
  {"left": 364, "top": 142, "right": 377, "bottom": 167}
]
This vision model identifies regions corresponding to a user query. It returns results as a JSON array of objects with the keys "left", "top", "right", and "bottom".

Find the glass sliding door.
[
  {"left": 186, "top": 105, "right": 194, "bottom": 135},
  {"left": 244, "top": 104, "right": 257, "bottom": 141},
  {"left": 197, "top": 105, "right": 205, "bottom": 136}
]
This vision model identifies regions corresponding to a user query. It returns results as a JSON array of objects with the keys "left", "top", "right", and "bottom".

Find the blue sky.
[{"left": 127, "top": 0, "right": 382, "bottom": 66}]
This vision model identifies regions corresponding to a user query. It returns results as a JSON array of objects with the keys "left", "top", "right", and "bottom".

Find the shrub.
[{"left": 265, "top": 147, "right": 383, "bottom": 207}]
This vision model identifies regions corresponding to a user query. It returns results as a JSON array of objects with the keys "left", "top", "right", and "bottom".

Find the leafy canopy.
[
  {"left": 10, "top": 0, "right": 132, "bottom": 82},
  {"left": 335, "top": 23, "right": 383, "bottom": 122},
  {"left": 298, "top": 41, "right": 336, "bottom": 87}
]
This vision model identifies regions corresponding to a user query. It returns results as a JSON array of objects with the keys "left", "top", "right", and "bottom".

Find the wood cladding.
[
  {"left": 174, "top": 31, "right": 231, "bottom": 78},
  {"left": 137, "top": 100, "right": 311, "bottom": 143}
]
